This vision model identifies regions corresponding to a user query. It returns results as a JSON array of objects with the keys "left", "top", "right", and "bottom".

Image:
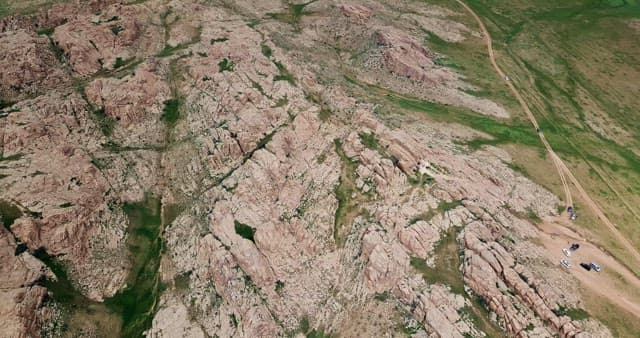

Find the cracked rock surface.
[{"left": 0, "top": 1, "right": 612, "bottom": 338}]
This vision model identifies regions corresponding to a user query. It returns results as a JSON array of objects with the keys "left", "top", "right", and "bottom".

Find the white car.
[
  {"left": 591, "top": 262, "right": 601, "bottom": 272},
  {"left": 562, "top": 248, "right": 571, "bottom": 257},
  {"left": 560, "top": 259, "right": 571, "bottom": 269}
]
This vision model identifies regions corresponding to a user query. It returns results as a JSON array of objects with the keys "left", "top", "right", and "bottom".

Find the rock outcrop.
[
  {"left": 0, "top": 0, "right": 616, "bottom": 337},
  {"left": 0, "top": 29, "right": 67, "bottom": 100}
]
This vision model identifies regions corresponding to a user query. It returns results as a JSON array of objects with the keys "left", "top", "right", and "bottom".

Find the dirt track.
[
  {"left": 537, "top": 218, "right": 640, "bottom": 317},
  {"left": 455, "top": 0, "right": 640, "bottom": 267}
]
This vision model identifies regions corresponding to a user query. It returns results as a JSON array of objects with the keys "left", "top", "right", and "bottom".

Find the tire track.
[{"left": 455, "top": 0, "right": 640, "bottom": 266}]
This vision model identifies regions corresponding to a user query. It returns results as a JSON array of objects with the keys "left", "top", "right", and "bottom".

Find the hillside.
[{"left": 1, "top": 1, "right": 639, "bottom": 337}]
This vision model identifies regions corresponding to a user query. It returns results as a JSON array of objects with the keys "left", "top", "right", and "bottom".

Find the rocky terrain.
[{"left": 0, "top": 0, "right": 618, "bottom": 337}]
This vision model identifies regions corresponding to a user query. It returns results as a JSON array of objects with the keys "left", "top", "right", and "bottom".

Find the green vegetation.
[
  {"left": 408, "top": 199, "right": 462, "bottom": 225},
  {"left": 0, "top": 153, "right": 23, "bottom": 162},
  {"left": 275, "top": 280, "right": 285, "bottom": 293},
  {"left": 374, "top": 291, "right": 390, "bottom": 301},
  {"left": 157, "top": 43, "right": 190, "bottom": 57},
  {"left": 36, "top": 26, "right": 54, "bottom": 36},
  {"left": 273, "top": 61, "right": 295, "bottom": 84},
  {"left": 161, "top": 98, "right": 180, "bottom": 125},
  {"left": 105, "top": 196, "right": 163, "bottom": 338},
  {"left": 410, "top": 227, "right": 464, "bottom": 295},
  {"left": 0, "top": 199, "right": 22, "bottom": 231},
  {"left": 333, "top": 139, "right": 360, "bottom": 247},
  {"left": 358, "top": 132, "right": 382, "bottom": 152},
  {"left": 113, "top": 57, "right": 127, "bottom": 69},
  {"left": 234, "top": 220, "right": 256, "bottom": 242},
  {"left": 0, "top": 99, "right": 15, "bottom": 110},
  {"left": 218, "top": 58, "right": 235, "bottom": 72},
  {"left": 299, "top": 317, "right": 310, "bottom": 333},
  {"left": 267, "top": 0, "right": 318, "bottom": 30},
  {"left": 92, "top": 106, "right": 116, "bottom": 137},
  {"left": 30, "top": 197, "right": 164, "bottom": 337},
  {"left": 261, "top": 44, "right": 273, "bottom": 58},
  {"left": 110, "top": 25, "right": 124, "bottom": 35},
  {"left": 410, "top": 225, "right": 504, "bottom": 337},
  {"left": 0, "top": 0, "right": 70, "bottom": 19},
  {"left": 174, "top": 272, "right": 191, "bottom": 291},
  {"left": 307, "top": 329, "right": 330, "bottom": 338},
  {"left": 554, "top": 306, "right": 590, "bottom": 321},
  {"left": 210, "top": 37, "right": 228, "bottom": 44}
]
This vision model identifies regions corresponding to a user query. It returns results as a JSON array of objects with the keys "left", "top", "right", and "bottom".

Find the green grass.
[
  {"left": 273, "top": 61, "right": 295, "bottom": 84},
  {"left": 105, "top": 195, "right": 163, "bottom": 338},
  {"left": 410, "top": 227, "right": 465, "bottom": 295},
  {"left": 218, "top": 58, "right": 235, "bottom": 72},
  {"left": 332, "top": 139, "right": 360, "bottom": 247},
  {"left": 161, "top": 98, "right": 180, "bottom": 125},
  {"left": 234, "top": 220, "right": 256, "bottom": 242},
  {"left": 110, "top": 25, "right": 124, "bottom": 35},
  {"left": 358, "top": 132, "right": 382, "bottom": 152},
  {"left": 210, "top": 37, "right": 228, "bottom": 44},
  {"left": 113, "top": 57, "right": 128, "bottom": 69},
  {"left": 267, "top": 0, "right": 318, "bottom": 30},
  {"left": 0, "top": 199, "right": 22, "bottom": 231},
  {"left": 93, "top": 106, "right": 116, "bottom": 137},
  {"left": 554, "top": 306, "right": 590, "bottom": 321},
  {"left": 0, "top": 153, "right": 23, "bottom": 162},
  {"left": 157, "top": 43, "right": 190, "bottom": 57},
  {"left": 261, "top": 44, "right": 273, "bottom": 58},
  {"left": 410, "top": 225, "right": 504, "bottom": 337}
]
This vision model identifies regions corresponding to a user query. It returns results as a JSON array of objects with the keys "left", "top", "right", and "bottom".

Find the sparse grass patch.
[
  {"left": 0, "top": 199, "right": 22, "bottom": 231},
  {"left": 318, "top": 109, "right": 331, "bottom": 121},
  {"left": 218, "top": 58, "right": 235, "bottom": 72},
  {"left": 157, "top": 43, "right": 189, "bottom": 57},
  {"left": 333, "top": 138, "right": 360, "bottom": 247},
  {"left": 36, "top": 26, "right": 54, "bottom": 36},
  {"left": 358, "top": 132, "right": 381, "bottom": 151},
  {"left": 273, "top": 61, "right": 295, "bottom": 84},
  {"left": 374, "top": 291, "right": 390, "bottom": 301},
  {"left": 553, "top": 306, "right": 590, "bottom": 321},
  {"left": 110, "top": 25, "right": 124, "bottom": 35},
  {"left": 261, "top": 44, "right": 273, "bottom": 58},
  {"left": 113, "top": 57, "right": 128, "bottom": 69},
  {"left": 93, "top": 106, "right": 116, "bottom": 137},
  {"left": 275, "top": 280, "right": 285, "bottom": 293},
  {"left": 210, "top": 37, "right": 228, "bottom": 44},
  {"left": 267, "top": 0, "right": 318, "bottom": 30}
]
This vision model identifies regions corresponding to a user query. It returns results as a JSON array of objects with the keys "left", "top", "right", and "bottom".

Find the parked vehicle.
[
  {"left": 570, "top": 243, "right": 580, "bottom": 251},
  {"left": 591, "top": 262, "right": 601, "bottom": 272},
  {"left": 567, "top": 206, "right": 573, "bottom": 213},
  {"left": 562, "top": 248, "right": 571, "bottom": 257},
  {"left": 580, "top": 263, "right": 592, "bottom": 271},
  {"left": 560, "top": 259, "right": 571, "bottom": 269}
]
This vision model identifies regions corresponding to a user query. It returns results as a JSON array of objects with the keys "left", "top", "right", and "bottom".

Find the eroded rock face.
[
  {"left": 339, "top": 4, "right": 374, "bottom": 23},
  {"left": 0, "top": 30, "right": 67, "bottom": 100},
  {"left": 0, "top": 228, "right": 50, "bottom": 338},
  {"left": 0, "top": 0, "right": 616, "bottom": 337},
  {"left": 52, "top": 2, "right": 163, "bottom": 76},
  {"left": 376, "top": 27, "right": 456, "bottom": 86},
  {"left": 0, "top": 92, "right": 129, "bottom": 301}
]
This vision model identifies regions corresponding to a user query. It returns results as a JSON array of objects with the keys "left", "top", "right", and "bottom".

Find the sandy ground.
[{"left": 536, "top": 215, "right": 640, "bottom": 316}]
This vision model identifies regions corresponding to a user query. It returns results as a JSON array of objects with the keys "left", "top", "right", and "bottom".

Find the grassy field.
[
  {"left": 400, "top": 0, "right": 640, "bottom": 271},
  {"left": 0, "top": 0, "right": 68, "bottom": 18},
  {"left": 408, "top": 0, "right": 640, "bottom": 332}
]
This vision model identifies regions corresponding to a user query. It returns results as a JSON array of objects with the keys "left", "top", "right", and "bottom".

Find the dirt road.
[{"left": 455, "top": 0, "right": 640, "bottom": 267}]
